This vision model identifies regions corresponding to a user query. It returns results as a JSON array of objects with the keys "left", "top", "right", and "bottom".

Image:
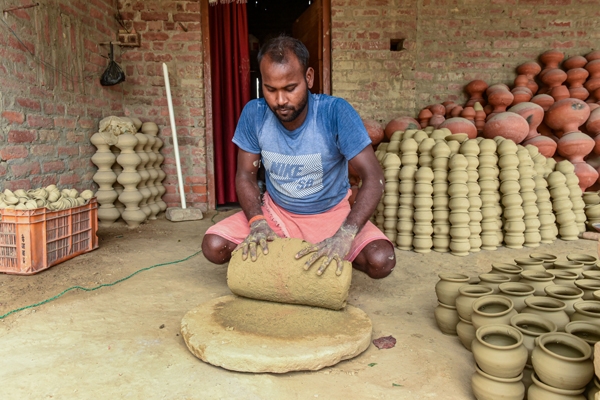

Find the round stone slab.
[{"left": 181, "top": 295, "right": 373, "bottom": 373}]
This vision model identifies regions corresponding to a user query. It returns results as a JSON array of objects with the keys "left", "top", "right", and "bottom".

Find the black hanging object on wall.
[{"left": 100, "top": 43, "right": 126, "bottom": 86}]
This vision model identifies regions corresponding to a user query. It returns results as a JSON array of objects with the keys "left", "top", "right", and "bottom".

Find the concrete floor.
[{"left": 1, "top": 210, "right": 597, "bottom": 399}]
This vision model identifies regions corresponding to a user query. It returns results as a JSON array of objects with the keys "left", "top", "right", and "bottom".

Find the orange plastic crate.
[{"left": 0, "top": 198, "right": 99, "bottom": 275}]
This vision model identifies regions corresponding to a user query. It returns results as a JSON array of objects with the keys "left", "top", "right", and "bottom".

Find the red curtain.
[{"left": 209, "top": 1, "right": 251, "bottom": 205}]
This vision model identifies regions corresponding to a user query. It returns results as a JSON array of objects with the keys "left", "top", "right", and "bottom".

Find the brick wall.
[
  {"left": 117, "top": 0, "right": 207, "bottom": 211},
  {"left": 0, "top": 0, "right": 123, "bottom": 191},
  {"left": 331, "top": 0, "right": 599, "bottom": 126}
]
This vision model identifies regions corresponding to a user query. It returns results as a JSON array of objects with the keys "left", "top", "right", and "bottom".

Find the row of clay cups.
[{"left": 470, "top": 323, "right": 596, "bottom": 400}]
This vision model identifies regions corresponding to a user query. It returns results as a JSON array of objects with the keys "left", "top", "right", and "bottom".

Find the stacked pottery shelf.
[
  {"left": 411, "top": 49, "right": 600, "bottom": 193},
  {"left": 370, "top": 127, "right": 586, "bottom": 256},
  {"left": 434, "top": 252, "right": 600, "bottom": 399},
  {"left": 91, "top": 116, "right": 167, "bottom": 229}
]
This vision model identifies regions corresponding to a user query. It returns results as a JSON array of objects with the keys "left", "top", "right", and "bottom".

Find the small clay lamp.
[{"left": 465, "top": 80, "right": 488, "bottom": 107}]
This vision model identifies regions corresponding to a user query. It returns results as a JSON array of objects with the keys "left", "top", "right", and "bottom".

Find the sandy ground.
[{"left": 0, "top": 209, "right": 597, "bottom": 399}]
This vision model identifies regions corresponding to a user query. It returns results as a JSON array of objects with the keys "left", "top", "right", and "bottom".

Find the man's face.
[{"left": 260, "top": 53, "right": 314, "bottom": 129}]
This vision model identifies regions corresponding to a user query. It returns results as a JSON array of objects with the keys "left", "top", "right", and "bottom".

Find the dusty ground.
[{"left": 0, "top": 209, "right": 597, "bottom": 399}]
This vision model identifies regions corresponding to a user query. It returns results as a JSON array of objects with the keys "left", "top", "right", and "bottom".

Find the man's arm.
[
  {"left": 235, "top": 149, "right": 279, "bottom": 261},
  {"left": 296, "top": 145, "right": 384, "bottom": 275}
]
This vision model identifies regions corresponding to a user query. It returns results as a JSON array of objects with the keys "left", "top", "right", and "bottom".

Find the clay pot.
[
  {"left": 483, "top": 112, "right": 529, "bottom": 143},
  {"left": 434, "top": 301, "right": 459, "bottom": 335},
  {"left": 512, "top": 87, "right": 533, "bottom": 105},
  {"left": 471, "top": 364, "right": 525, "bottom": 400},
  {"left": 460, "top": 106, "right": 476, "bottom": 122},
  {"left": 528, "top": 372, "right": 587, "bottom": 400},
  {"left": 586, "top": 50, "right": 600, "bottom": 62},
  {"left": 531, "top": 332, "right": 593, "bottom": 390},
  {"left": 540, "top": 49, "right": 565, "bottom": 71},
  {"left": 498, "top": 282, "right": 535, "bottom": 312},
  {"left": 456, "top": 285, "right": 494, "bottom": 322},
  {"left": 508, "top": 102, "right": 544, "bottom": 141},
  {"left": 478, "top": 273, "right": 511, "bottom": 294},
  {"left": 585, "top": 376, "right": 600, "bottom": 400},
  {"left": 523, "top": 135, "right": 557, "bottom": 158},
  {"left": 465, "top": 80, "right": 488, "bottom": 107},
  {"left": 564, "top": 55, "right": 588, "bottom": 70},
  {"left": 582, "top": 270, "right": 600, "bottom": 280},
  {"left": 417, "top": 108, "right": 433, "bottom": 128},
  {"left": 429, "top": 114, "right": 445, "bottom": 129},
  {"left": 515, "top": 257, "right": 545, "bottom": 272},
  {"left": 487, "top": 88, "right": 515, "bottom": 119},
  {"left": 472, "top": 324, "right": 528, "bottom": 378},
  {"left": 554, "top": 261, "right": 585, "bottom": 279},
  {"left": 435, "top": 273, "right": 470, "bottom": 306},
  {"left": 544, "top": 285, "right": 585, "bottom": 315},
  {"left": 529, "top": 253, "right": 557, "bottom": 269},
  {"left": 545, "top": 98, "right": 591, "bottom": 135},
  {"left": 511, "top": 313, "right": 557, "bottom": 365},
  {"left": 438, "top": 117, "right": 477, "bottom": 139},
  {"left": 546, "top": 270, "right": 579, "bottom": 287},
  {"left": 571, "top": 300, "right": 600, "bottom": 325},
  {"left": 362, "top": 119, "right": 385, "bottom": 146},
  {"left": 471, "top": 295, "right": 518, "bottom": 330},
  {"left": 542, "top": 69, "right": 568, "bottom": 91},
  {"left": 565, "top": 321, "right": 600, "bottom": 348},
  {"left": 491, "top": 263, "right": 523, "bottom": 282},
  {"left": 521, "top": 296, "right": 570, "bottom": 331},
  {"left": 456, "top": 317, "right": 476, "bottom": 351},
  {"left": 531, "top": 94, "right": 555, "bottom": 111},
  {"left": 517, "top": 61, "right": 541, "bottom": 94},
  {"left": 550, "top": 85, "right": 571, "bottom": 102},
  {"left": 519, "top": 270, "right": 555, "bottom": 296},
  {"left": 567, "top": 254, "right": 598, "bottom": 271},
  {"left": 384, "top": 117, "right": 420, "bottom": 140},
  {"left": 586, "top": 109, "right": 600, "bottom": 137}
]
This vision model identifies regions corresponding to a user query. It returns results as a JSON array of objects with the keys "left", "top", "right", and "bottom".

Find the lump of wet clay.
[
  {"left": 227, "top": 237, "right": 352, "bottom": 310},
  {"left": 181, "top": 295, "right": 372, "bottom": 373}
]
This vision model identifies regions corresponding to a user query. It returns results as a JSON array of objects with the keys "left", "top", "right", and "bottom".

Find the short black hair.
[{"left": 257, "top": 35, "right": 309, "bottom": 72}]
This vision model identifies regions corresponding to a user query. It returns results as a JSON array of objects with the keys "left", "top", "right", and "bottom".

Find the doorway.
[{"left": 202, "top": 0, "right": 332, "bottom": 209}]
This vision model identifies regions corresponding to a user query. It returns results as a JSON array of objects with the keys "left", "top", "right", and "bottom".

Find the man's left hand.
[{"left": 295, "top": 225, "right": 357, "bottom": 276}]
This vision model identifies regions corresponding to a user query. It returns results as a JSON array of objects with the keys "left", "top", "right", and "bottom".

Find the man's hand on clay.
[
  {"left": 235, "top": 219, "right": 279, "bottom": 262},
  {"left": 295, "top": 225, "right": 357, "bottom": 276}
]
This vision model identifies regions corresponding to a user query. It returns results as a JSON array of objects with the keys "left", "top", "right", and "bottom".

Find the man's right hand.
[{"left": 235, "top": 219, "right": 279, "bottom": 261}]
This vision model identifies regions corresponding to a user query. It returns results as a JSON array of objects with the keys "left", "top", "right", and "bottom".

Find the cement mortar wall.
[
  {"left": 331, "top": 0, "right": 600, "bottom": 126},
  {"left": 0, "top": 0, "right": 122, "bottom": 192}
]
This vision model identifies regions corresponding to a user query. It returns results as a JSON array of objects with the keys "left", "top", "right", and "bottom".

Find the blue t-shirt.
[{"left": 232, "top": 93, "right": 371, "bottom": 214}]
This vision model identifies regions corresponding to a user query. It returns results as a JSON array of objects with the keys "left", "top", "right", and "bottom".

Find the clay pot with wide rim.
[
  {"left": 571, "top": 300, "right": 600, "bottom": 325},
  {"left": 547, "top": 269, "right": 579, "bottom": 287},
  {"left": 528, "top": 372, "right": 586, "bottom": 400},
  {"left": 575, "top": 280, "right": 600, "bottom": 300},
  {"left": 554, "top": 261, "right": 585, "bottom": 278},
  {"left": 471, "top": 295, "right": 518, "bottom": 330},
  {"left": 567, "top": 254, "right": 598, "bottom": 270},
  {"left": 515, "top": 257, "right": 546, "bottom": 272},
  {"left": 519, "top": 270, "right": 555, "bottom": 296},
  {"left": 529, "top": 253, "right": 558, "bottom": 269},
  {"left": 582, "top": 270, "right": 600, "bottom": 280},
  {"left": 472, "top": 324, "right": 528, "bottom": 378},
  {"left": 585, "top": 376, "right": 600, "bottom": 400},
  {"left": 531, "top": 332, "right": 593, "bottom": 391},
  {"left": 483, "top": 112, "right": 530, "bottom": 143},
  {"left": 521, "top": 296, "right": 570, "bottom": 331},
  {"left": 544, "top": 284, "right": 585, "bottom": 315},
  {"left": 510, "top": 313, "right": 557, "bottom": 365},
  {"left": 457, "top": 316, "right": 476, "bottom": 351},
  {"left": 491, "top": 263, "right": 523, "bottom": 282},
  {"left": 455, "top": 285, "right": 494, "bottom": 322},
  {"left": 471, "top": 365, "right": 525, "bottom": 400},
  {"left": 498, "top": 282, "right": 535, "bottom": 312},
  {"left": 478, "top": 273, "right": 511, "bottom": 294},
  {"left": 435, "top": 273, "right": 470, "bottom": 306},
  {"left": 384, "top": 116, "right": 420, "bottom": 140},
  {"left": 565, "top": 321, "right": 600, "bottom": 348},
  {"left": 434, "top": 301, "right": 459, "bottom": 335}
]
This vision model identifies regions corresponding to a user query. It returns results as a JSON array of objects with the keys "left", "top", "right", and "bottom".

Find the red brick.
[
  {"left": 142, "top": 32, "right": 170, "bottom": 41},
  {"left": 54, "top": 117, "right": 77, "bottom": 128},
  {"left": 8, "top": 130, "right": 37, "bottom": 143},
  {"left": 3, "top": 179, "right": 31, "bottom": 191},
  {"left": 2, "top": 111, "right": 25, "bottom": 124},
  {"left": 42, "top": 161, "right": 66, "bottom": 173},
  {"left": 173, "top": 13, "right": 200, "bottom": 22},
  {"left": 0, "top": 145, "right": 28, "bottom": 160},
  {"left": 27, "top": 115, "right": 54, "bottom": 128},
  {"left": 79, "top": 118, "right": 95, "bottom": 129},
  {"left": 141, "top": 12, "right": 169, "bottom": 21},
  {"left": 11, "top": 161, "right": 41, "bottom": 178},
  {"left": 58, "top": 146, "right": 79, "bottom": 157},
  {"left": 59, "top": 173, "right": 81, "bottom": 186},
  {"left": 16, "top": 97, "right": 41, "bottom": 111},
  {"left": 31, "top": 145, "right": 56, "bottom": 157}
]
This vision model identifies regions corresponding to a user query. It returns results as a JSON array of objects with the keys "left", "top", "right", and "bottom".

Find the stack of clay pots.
[
  {"left": 372, "top": 127, "right": 587, "bottom": 256},
  {"left": 434, "top": 251, "right": 600, "bottom": 399},
  {"left": 0, "top": 186, "right": 94, "bottom": 211},
  {"left": 91, "top": 116, "right": 167, "bottom": 229},
  {"left": 406, "top": 49, "right": 600, "bottom": 193},
  {"left": 583, "top": 190, "right": 600, "bottom": 230}
]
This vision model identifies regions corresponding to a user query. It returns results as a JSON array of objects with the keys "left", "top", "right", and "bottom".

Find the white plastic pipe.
[{"left": 162, "top": 63, "right": 186, "bottom": 209}]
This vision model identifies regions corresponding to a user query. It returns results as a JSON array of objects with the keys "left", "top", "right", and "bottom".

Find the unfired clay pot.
[
  {"left": 510, "top": 312, "right": 557, "bottom": 365},
  {"left": 574, "top": 280, "right": 600, "bottom": 300},
  {"left": 483, "top": 112, "right": 529, "bottom": 143},
  {"left": 554, "top": 261, "right": 585, "bottom": 279},
  {"left": 472, "top": 324, "right": 528, "bottom": 378},
  {"left": 564, "top": 321, "right": 600, "bottom": 348},
  {"left": 567, "top": 254, "right": 598, "bottom": 270},
  {"left": 471, "top": 295, "right": 518, "bottom": 330},
  {"left": 547, "top": 269, "right": 579, "bottom": 287},
  {"left": 471, "top": 365, "right": 524, "bottom": 400},
  {"left": 455, "top": 285, "right": 494, "bottom": 322},
  {"left": 456, "top": 316, "right": 476, "bottom": 351},
  {"left": 519, "top": 270, "right": 555, "bottom": 296},
  {"left": 544, "top": 285, "right": 585, "bottom": 315},
  {"left": 434, "top": 301, "right": 459, "bottom": 335},
  {"left": 571, "top": 300, "right": 600, "bottom": 325},
  {"left": 435, "top": 273, "right": 470, "bottom": 306},
  {"left": 529, "top": 252, "right": 557, "bottom": 269},
  {"left": 521, "top": 296, "right": 570, "bottom": 331},
  {"left": 498, "top": 282, "right": 535, "bottom": 312},
  {"left": 477, "top": 273, "right": 511, "bottom": 294},
  {"left": 531, "top": 332, "right": 593, "bottom": 390},
  {"left": 515, "top": 257, "right": 546, "bottom": 272},
  {"left": 528, "top": 372, "right": 586, "bottom": 400},
  {"left": 491, "top": 263, "right": 523, "bottom": 282}
]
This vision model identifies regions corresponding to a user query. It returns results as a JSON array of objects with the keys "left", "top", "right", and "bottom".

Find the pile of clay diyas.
[
  {"left": 0, "top": 186, "right": 94, "bottom": 211},
  {"left": 433, "top": 252, "right": 600, "bottom": 399},
  {"left": 372, "top": 129, "right": 588, "bottom": 256},
  {"left": 91, "top": 116, "right": 167, "bottom": 229}
]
